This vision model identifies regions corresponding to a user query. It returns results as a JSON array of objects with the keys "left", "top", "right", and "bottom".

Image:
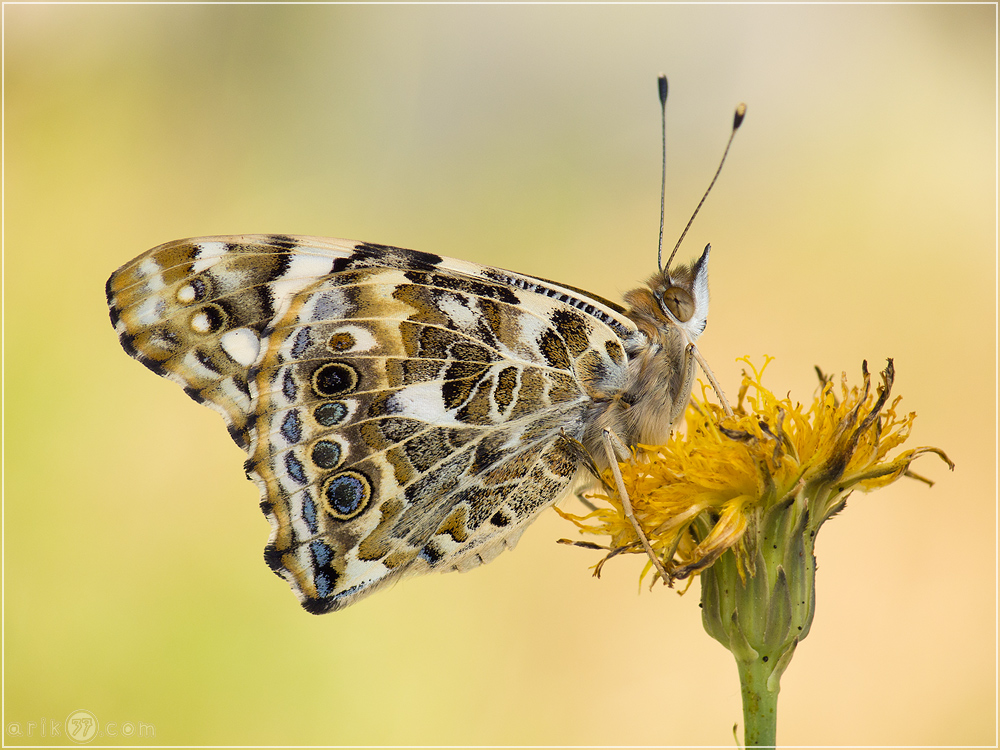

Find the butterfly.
[
  {"left": 106, "top": 234, "right": 712, "bottom": 613},
  {"left": 107, "top": 77, "right": 744, "bottom": 613}
]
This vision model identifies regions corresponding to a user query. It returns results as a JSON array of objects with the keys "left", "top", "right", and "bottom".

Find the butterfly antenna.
[
  {"left": 661, "top": 101, "right": 747, "bottom": 273},
  {"left": 656, "top": 74, "right": 669, "bottom": 274}
]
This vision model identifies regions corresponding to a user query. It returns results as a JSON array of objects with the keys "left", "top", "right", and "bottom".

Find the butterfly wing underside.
[{"left": 107, "top": 235, "right": 637, "bottom": 612}]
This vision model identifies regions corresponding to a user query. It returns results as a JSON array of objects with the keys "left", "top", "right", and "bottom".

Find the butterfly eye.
[{"left": 661, "top": 287, "right": 695, "bottom": 322}]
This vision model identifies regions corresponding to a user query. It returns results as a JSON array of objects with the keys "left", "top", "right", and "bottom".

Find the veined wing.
[{"left": 107, "top": 234, "right": 639, "bottom": 612}]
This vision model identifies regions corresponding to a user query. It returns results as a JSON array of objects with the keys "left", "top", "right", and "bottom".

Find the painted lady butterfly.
[{"left": 107, "top": 81, "right": 743, "bottom": 613}]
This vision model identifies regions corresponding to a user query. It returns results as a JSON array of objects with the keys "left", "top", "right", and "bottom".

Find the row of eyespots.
[
  {"left": 283, "top": 357, "right": 370, "bottom": 520},
  {"left": 312, "top": 362, "right": 358, "bottom": 398},
  {"left": 322, "top": 471, "right": 372, "bottom": 519},
  {"left": 277, "top": 358, "right": 357, "bottom": 412},
  {"left": 311, "top": 440, "right": 341, "bottom": 469},
  {"left": 279, "top": 402, "right": 350, "bottom": 446},
  {"left": 280, "top": 440, "right": 346, "bottom": 490},
  {"left": 315, "top": 401, "right": 348, "bottom": 426},
  {"left": 282, "top": 442, "right": 370, "bottom": 520}
]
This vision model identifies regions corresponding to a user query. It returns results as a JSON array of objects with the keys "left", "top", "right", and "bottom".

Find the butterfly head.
[{"left": 624, "top": 244, "right": 710, "bottom": 342}]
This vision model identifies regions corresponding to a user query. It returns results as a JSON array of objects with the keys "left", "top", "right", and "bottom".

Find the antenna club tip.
[
  {"left": 733, "top": 103, "right": 747, "bottom": 130},
  {"left": 657, "top": 75, "right": 668, "bottom": 105}
]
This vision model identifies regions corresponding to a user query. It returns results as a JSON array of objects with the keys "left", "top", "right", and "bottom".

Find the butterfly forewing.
[{"left": 107, "top": 235, "right": 644, "bottom": 612}]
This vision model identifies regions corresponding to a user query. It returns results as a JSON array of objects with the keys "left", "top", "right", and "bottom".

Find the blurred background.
[{"left": 5, "top": 4, "right": 994, "bottom": 746}]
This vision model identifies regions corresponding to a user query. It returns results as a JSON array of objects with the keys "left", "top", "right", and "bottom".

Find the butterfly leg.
[
  {"left": 686, "top": 342, "right": 735, "bottom": 419},
  {"left": 561, "top": 431, "right": 606, "bottom": 481},
  {"left": 669, "top": 343, "right": 700, "bottom": 426},
  {"left": 572, "top": 428, "right": 630, "bottom": 512},
  {"left": 601, "top": 428, "right": 672, "bottom": 585},
  {"left": 603, "top": 428, "right": 632, "bottom": 463},
  {"left": 558, "top": 431, "right": 610, "bottom": 512}
]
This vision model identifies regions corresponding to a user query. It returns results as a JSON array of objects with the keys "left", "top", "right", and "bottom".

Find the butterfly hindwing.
[{"left": 107, "top": 235, "right": 639, "bottom": 612}]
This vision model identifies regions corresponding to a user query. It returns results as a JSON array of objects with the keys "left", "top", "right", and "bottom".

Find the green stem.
[{"left": 737, "top": 658, "right": 778, "bottom": 747}]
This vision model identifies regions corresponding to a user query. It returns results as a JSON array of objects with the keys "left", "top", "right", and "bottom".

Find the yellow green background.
[{"left": 5, "top": 4, "right": 994, "bottom": 746}]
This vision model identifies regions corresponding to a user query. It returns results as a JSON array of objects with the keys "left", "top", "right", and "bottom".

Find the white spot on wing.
[
  {"left": 437, "top": 294, "right": 475, "bottom": 329},
  {"left": 192, "top": 241, "right": 228, "bottom": 273},
  {"left": 138, "top": 258, "right": 165, "bottom": 292},
  {"left": 387, "top": 382, "right": 463, "bottom": 425},
  {"left": 220, "top": 327, "right": 261, "bottom": 366},
  {"left": 300, "top": 288, "right": 350, "bottom": 323},
  {"left": 177, "top": 284, "right": 196, "bottom": 303},
  {"left": 514, "top": 307, "right": 553, "bottom": 360},
  {"left": 135, "top": 296, "right": 165, "bottom": 326},
  {"left": 270, "top": 254, "right": 337, "bottom": 311},
  {"left": 190, "top": 311, "right": 211, "bottom": 333},
  {"left": 329, "top": 325, "right": 377, "bottom": 353}
]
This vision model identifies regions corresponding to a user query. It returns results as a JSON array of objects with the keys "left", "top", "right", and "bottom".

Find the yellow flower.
[
  {"left": 559, "top": 357, "right": 952, "bottom": 586},
  {"left": 559, "top": 358, "right": 952, "bottom": 746}
]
